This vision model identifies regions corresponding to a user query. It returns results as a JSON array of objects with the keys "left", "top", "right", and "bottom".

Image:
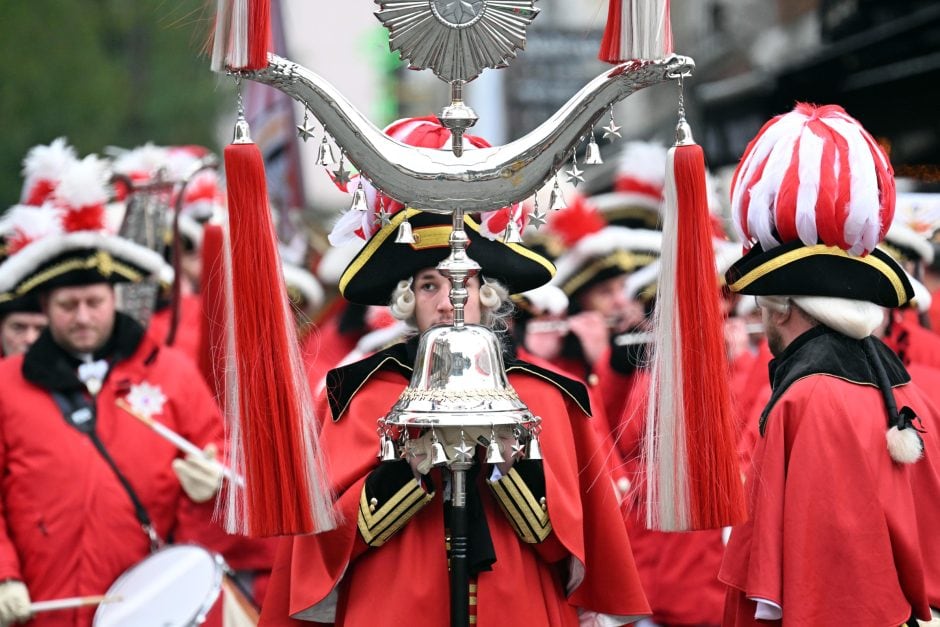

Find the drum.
[{"left": 93, "top": 545, "right": 225, "bottom": 627}]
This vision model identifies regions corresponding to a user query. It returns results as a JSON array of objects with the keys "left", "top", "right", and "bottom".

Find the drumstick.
[
  {"left": 116, "top": 398, "right": 245, "bottom": 487},
  {"left": 31, "top": 595, "right": 122, "bottom": 613}
]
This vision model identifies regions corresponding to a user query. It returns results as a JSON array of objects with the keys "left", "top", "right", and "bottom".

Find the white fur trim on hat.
[
  {"left": 625, "top": 259, "right": 661, "bottom": 300},
  {"left": 0, "top": 231, "right": 170, "bottom": 293},
  {"left": 906, "top": 272, "right": 932, "bottom": 314},
  {"left": 317, "top": 241, "right": 364, "bottom": 287},
  {"left": 175, "top": 213, "right": 205, "bottom": 250},
  {"left": 552, "top": 226, "right": 662, "bottom": 289},
  {"left": 518, "top": 284, "right": 568, "bottom": 316},
  {"left": 589, "top": 191, "right": 661, "bottom": 214},
  {"left": 282, "top": 263, "right": 325, "bottom": 311},
  {"left": 884, "top": 222, "right": 934, "bottom": 264}
]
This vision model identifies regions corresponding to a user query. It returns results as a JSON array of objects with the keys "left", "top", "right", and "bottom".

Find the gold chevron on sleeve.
[
  {"left": 487, "top": 467, "right": 551, "bottom": 543},
  {"left": 358, "top": 479, "right": 434, "bottom": 547}
]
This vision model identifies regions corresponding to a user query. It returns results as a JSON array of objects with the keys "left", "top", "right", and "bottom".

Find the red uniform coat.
[
  {"left": 720, "top": 329, "right": 940, "bottom": 626},
  {"left": 0, "top": 317, "right": 224, "bottom": 626},
  {"left": 260, "top": 348, "right": 650, "bottom": 626}
]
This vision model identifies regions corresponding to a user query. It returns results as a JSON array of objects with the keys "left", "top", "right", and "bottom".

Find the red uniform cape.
[
  {"left": 516, "top": 347, "right": 631, "bottom": 497},
  {"left": 260, "top": 351, "right": 650, "bottom": 626},
  {"left": 0, "top": 319, "right": 224, "bottom": 627},
  {"left": 882, "top": 309, "right": 940, "bottom": 370},
  {"left": 605, "top": 368, "right": 731, "bottom": 626},
  {"left": 720, "top": 331, "right": 940, "bottom": 626}
]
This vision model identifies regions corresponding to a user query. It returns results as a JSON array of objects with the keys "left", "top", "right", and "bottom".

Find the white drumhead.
[{"left": 94, "top": 545, "right": 223, "bottom": 627}]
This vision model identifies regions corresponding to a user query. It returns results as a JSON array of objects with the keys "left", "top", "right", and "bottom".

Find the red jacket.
[
  {"left": 260, "top": 345, "right": 650, "bottom": 626},
  {"left": 0, "top": 317, "right": 224, "bottom": 626},
  {"left": 720, "top": 331, "right": 940, "bottom": 625}
]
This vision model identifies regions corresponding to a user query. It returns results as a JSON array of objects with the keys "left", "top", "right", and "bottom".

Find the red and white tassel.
[
  {"left": 599, "top": 0, "right": 673, "bottom": 64},
  {"left": 221, "top": 114, "right": 335, "bottom": 536},
  {"left": 199, "top": 221, "right": 227, "bottom": 403},
  {"left": 210, "top": 0, "right": 271, "bottom": 72},
  {"left": 644, "top": 120, "right": 746, "bottom": 531}
]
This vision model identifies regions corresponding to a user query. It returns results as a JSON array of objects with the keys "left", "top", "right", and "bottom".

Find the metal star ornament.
[
  {"left": 296, "top": 112, "right": 316, "bottom": 142},
  {"left": 602, "top": 120, "right": 622, "bottom": 140},
  {"left": 331, "top": 159, "right": 351, "bottom": 187},
  {"left": 528, "top": 208, "right": 547, "bottom": 230},
  {"left": 511, "top": 441, "right": 526, "bottom": 459},
  {"left": 454, "top": 440, "right": 475, "bottom": 462},
  {"left": 375, "top": 207, "right": 392, "bottom": 227},
  {"left": 565, "top": 161, "right": 585, "bottom": 187}
]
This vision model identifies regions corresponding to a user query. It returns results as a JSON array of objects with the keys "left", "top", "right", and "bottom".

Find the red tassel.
[
  {"left": 223, "top": 137, "right": 334, "bottom": 536},
  {"left": 598, "top": 0, "right": 624, "bottom": 64},
  {"left": 673, "top": 143, "right": 745, "bottom": 529},
  {"left": 247, "top": 0, "right": 271, "bottom": 70},
  {"left": 646, "top": 139, "right": 746, "bottom": 531},
  {"left": 199, "top": 222, "right": 227, "bottom": 403}
]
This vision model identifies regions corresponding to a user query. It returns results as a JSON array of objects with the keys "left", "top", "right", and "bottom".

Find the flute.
[
  {"left": 116, "top": 398, "right": 245, "bottom": 487},
  {"left": 613, "top": 322, "right": 765, "bottom": 347}
]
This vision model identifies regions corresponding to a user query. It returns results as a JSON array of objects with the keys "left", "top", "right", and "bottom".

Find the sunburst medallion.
[{"left": 375, "top": 0, "right": 540, "bottom": 82}]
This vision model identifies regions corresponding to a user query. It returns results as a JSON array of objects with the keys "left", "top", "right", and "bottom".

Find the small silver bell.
[
  {"left": 526, "top": 434, "right": 543, "bottom": 460},
  {"left": 317, "top": 135, "right": 336, "bottom": 167},
  {"left": 584, "top": 136, "right": 603, "bottom": 165},
  {"left": 486, "top": 439, "right": 505, "bottom": 464},
  {"left": 381, "top": 437, "right": 398, "bottom": 461},
  {"left": 549, "top": 180, "right": 567, "bottom": 211},
  {"left": 395, "top": 219, "right": 416, "bottom": 244},
  {"left": 502, "top": 220, "right": 523, "bottom": 244},
  {"left": 349, "top": 183, "right": 369, "bottom": 213},
  {"left": 430, "top": 438, "right": 450, "bottom": 466}
]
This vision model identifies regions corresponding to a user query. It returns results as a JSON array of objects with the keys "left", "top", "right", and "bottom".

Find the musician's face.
[
  {"left": 413, "top": 268, "right": 481, "bottom": 333},
  {"left": 577, "top": 274, "right": 644, "bottom": 333},
  {"left": 44, "top": 283, "right": 117, "bottom": 355},
  {"left": 0, "top": 311, "right": 48, "bottom": 356}
]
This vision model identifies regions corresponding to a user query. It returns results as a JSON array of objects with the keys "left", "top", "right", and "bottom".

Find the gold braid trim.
[
  {"left": 13, "top": 250, "right": 142, "bottom": 297},
  {"left": 488, "top": 467, "right": 551, "bottom": 543},
  {"left": 357, "top": 479, "right": 434, "bottom": 547}
]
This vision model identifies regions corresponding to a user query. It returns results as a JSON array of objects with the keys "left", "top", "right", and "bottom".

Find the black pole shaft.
[{"left": 449, "top": 466, "right": 470, "bottom": 627}]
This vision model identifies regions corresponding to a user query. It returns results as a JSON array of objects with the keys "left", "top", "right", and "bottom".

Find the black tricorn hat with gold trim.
[
  {"left": 0, "top": 157, "right": 170, "bottom": 307},
  {"left": 725, "top": 241, "right": 914, "bottom": 308},
  {"left": 339, "top": 208, "right": 556, "bottom": 306}
]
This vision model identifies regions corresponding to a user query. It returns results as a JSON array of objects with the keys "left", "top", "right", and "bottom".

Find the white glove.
[
  {"left": 0, "top": 580, "right": 31, "bottom": 625},
  {"left": 172, "top": 443, "right": 223, "bottom": 503}
]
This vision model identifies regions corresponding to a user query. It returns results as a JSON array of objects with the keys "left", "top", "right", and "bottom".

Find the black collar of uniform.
[
  {"left": 22, "top": 312, "right": 146, "bottom": 393},
  {"left": 760, "top": 325, "right": 909, "bottom": 435},
  {"left": 327, "top": 335, "right": 593, "bottom": 421}
]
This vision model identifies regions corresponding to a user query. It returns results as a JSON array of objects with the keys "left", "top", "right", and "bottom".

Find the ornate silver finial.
[{"left": 375, "top": 0, "right": 540, "bottom": 83}]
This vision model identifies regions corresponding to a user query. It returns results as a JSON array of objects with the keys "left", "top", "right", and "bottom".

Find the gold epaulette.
[
  {"left": 357, "top": 478, "right": 434, "bottom": 547},
  {"left": 487, "top": 466, "right": 551, "bottom": 543}
]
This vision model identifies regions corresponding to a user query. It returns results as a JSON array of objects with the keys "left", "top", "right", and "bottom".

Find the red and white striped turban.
[{"left": 730, "top": 103, "right": 895, "bottom": 256}]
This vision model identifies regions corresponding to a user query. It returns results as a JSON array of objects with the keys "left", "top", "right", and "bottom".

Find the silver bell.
[
  {"left": 317, "top": 135, "right": 336, "bottom": 167},
  {"left": 430, "top": 438, "right": 450, "bottom": 466},
  {"left": 502, "top": 220, "right": 523, "bottom": 244},
  {"left": 381, "top": 437, "right": 398, "bottom": 461},
  {"left": 526, "top": 434, "right": 543, "bottom": 460},
  {"left": 486, "top": 439, "right": 505, "bottom": 464},
  {"left": 349, "top": 183, "right": 369, "bottom": 213},
  {"left": 549, "top": 180, "right": 567, "bottom": 211},
  {"left": 395, "top": 219, "right": 416, "bottom": 244},
  {"left": 584, "top": 137, "right": 603, "bottom": 165}
]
